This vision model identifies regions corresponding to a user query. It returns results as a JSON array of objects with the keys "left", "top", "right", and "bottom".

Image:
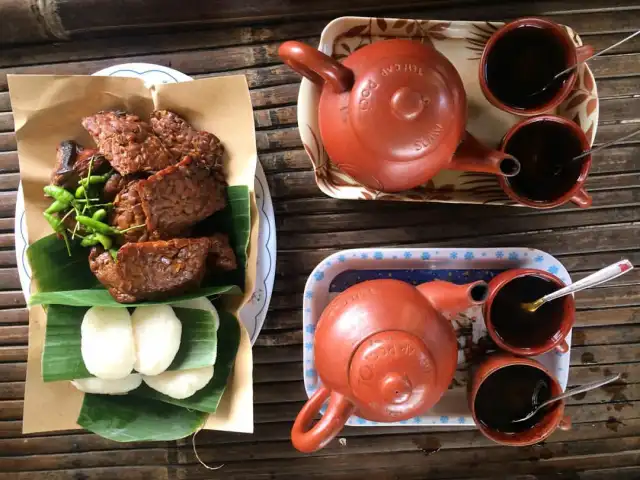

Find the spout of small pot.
[
  {"left": 417, "top": 280, "right": 489, "bottom": 319},
  {"left": 450, "top": 131, "right": 521, "bottom": 178}
]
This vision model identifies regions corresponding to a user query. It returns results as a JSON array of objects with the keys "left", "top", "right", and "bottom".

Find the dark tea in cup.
[
  {"left": 484, "top": 26, "right": 567, "bottom": 110},
  {"left": 499, "top": 115, "right": 592, "bottom": 209},
  {"left": 470, "top": 355, "right": 569, "bottom": 446},
  {"left": 479, "top": 17, "right": 594, "bottom": 115},
  {"left": 474, "top": 364, "right": 552, "bottom": 433},
  {"left": 484, "top": 268, "right": 575, "bottom": 356},
  {"left": 491, "top": 275, "right": 565, "bottom": 349}
]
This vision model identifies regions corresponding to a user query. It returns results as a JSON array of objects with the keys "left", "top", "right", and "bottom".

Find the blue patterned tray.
[{"left": 302, "top": 247, "right": 572, "bottom": 427}]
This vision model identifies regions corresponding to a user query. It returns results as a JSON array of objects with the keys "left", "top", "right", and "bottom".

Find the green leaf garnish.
[{"left": 77, "top": 394, "right": 207, "bottom": 442}]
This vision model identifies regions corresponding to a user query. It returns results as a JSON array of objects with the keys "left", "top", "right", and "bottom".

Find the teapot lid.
[
  {"left": 346, "top": 40, "right": 465, "bottom": 166},
  {"left": 348, "top": 330, "right": 435, "bottom": 420}
]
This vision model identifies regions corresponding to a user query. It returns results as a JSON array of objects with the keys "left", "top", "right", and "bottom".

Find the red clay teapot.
[
  {"left": 279, "top": 39, "right": 520, "bottom": 192},
  {"left": 291, "top": 278, "right": 489, "bottom": 453}
]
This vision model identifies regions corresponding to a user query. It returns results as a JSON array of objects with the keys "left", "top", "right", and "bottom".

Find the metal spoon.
[
  {"left": 569, "top": 128, "right": 640, "bottom": 163},
  {"left": 528, "top": 30, "right": 640, "bottom": 98},
  {"left": 521, "top": 259, "right": 633, "bottom": 312},
  {"left": 510, "top": 128, "right": 640, "bottom": 178},
  {"left": 512, "top": 374, "right": 621, "bottom": 424},
  {"left": 545, "top": 128, "right": 640, "bottom": 176}
]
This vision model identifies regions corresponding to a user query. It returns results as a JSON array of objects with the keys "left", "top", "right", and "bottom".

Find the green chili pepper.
[
  {"left": 44, "top": 185, "right": 74, "bottom": 204},
  {"left": 43, "top": 212, "right": 63, "bottom": 233},
  {"left": 81, "top": 233, "right": 112, "bottom": 250},
  {"left": 75, "top": 215, "right": 119, "bottom": 235},
  {"left": 94, "top": 233, "right": 113, "bottom": 250},
  {"left": 81, "top": 234, "right": 100, "bottom": 247},
  {"left": 44, "top": 212, "right": 71, "bottom": 255},
  {"left": 45, "top": 200, "right": 68, "bottom": 214},
  {"left": 79, "top": 174, "right": 110, "bottom": 187},
  {"left": 92, "top": 209, "right": 107, "bottom": 222},
  {"left": 75, "top": 185, "right": 86, "bottom": 198},
  {"left": 109, "top": 248, "right": 118, "bottom": 261}
]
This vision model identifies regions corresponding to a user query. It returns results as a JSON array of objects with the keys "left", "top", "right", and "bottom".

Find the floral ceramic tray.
[
  {"left": 297, "top": 16, "right": 599, "bottom": 205},
  {"left": 302, "top": 247, "right": 572, "bottom": 427}
]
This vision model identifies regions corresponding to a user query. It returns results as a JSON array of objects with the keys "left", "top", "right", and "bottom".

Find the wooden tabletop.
[{"left": 1, "top": 0, "right": 639, "bottom": 478}]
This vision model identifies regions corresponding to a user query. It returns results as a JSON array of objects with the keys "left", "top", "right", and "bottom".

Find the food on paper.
[
  {"left": 206, "top": 233, "right": 238, "bottom": 272},
  {"left": 138, "top": 156, "right": 227, "bottom": 239},
  {"left": 89, "top": 238, "right": 211, "bottom": 303},
  {"left": 150, "top": 109, "right": 224, "bottom": 168},
  {"left": 82, "top": 111, "right": 174, "bottom": 175},
  {"left": 81, "top": 307, "right": 135, "bottom": 379},
  {"left": 51, "top": 141, "right": 107, "bottom": 189},
  {"left": 143, "top": 365, "right": 215, "bottom": 399},
  {"left": 39, "top": 109, "right": 237, "bottom": 303},
  {"left": 131, "top": 305, "right": 182, "bottom": 376},
  {"left": 12, "top": 73, "right": 255, "bottom": 443},
  {"left": 72, "top": 374, "right": 142, "bottom": 395},
  {"left": 172, "top": 297, "right": 220, "bottom": 331}
]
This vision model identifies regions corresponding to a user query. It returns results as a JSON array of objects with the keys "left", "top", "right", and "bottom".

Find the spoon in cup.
[
  {"left": 512, "top": 374, "right": 621, "bottom": 424},
  {"left": 545, "top": 128, "right": 640, "bottom": 176},
  {"left": 567, "top": 128, "right": 640, "bottom": 164},
  {"left": 521, "top": 259, "right": 633, "bottom": 313},
  {"left": 528, "top": 30, "right": 640, "bottom": 98}
]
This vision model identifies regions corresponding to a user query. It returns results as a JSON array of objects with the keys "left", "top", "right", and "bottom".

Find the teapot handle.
[
  {"left": 278, "top": 41, "right": 354, "bottom": 93},
  {"left": 291, "top": 385, "right": 356, "bottom": 453}
]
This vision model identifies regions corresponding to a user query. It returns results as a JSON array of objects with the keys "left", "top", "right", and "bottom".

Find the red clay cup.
[
  {"left": 470, "top": 354, "right": 570, "bottom": 446},
  {"left": 484, "top": 268, "right": 575, "bottom": 356},
  {"left": 499, "top": 115, "right": 592, "bottom": 209},
  {"left": 479, "top": 17, "right": 594, "bottom": 115}
]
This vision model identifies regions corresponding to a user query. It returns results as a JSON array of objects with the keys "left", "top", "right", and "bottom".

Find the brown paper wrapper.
[{"left": 8, "top": 74, "right": 259, "bottom": 435}]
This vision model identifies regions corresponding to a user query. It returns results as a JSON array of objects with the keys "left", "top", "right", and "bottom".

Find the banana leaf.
[
  {"left": 29, "top": 284, "right": 239, "bottom": 307},
  {"left": 226, "top": 186, "right": 251, "bottom": 277},
  {"left": 132, "top": 310, "right": 240, "bottom": 413},
  {"left": 26, "top": 232, "right": 98, "bottom": 293},
  {"left": 77, "top": 394, "right": 207, "bottom": 442},
  {"left": 43, "top": 305, "right": 91, "bottom": 381},
  {"left": 27, "top": 185, "right": 251, "bottom": 307},
  {"left": 42, "top": 305, "right": 221, "bottom": 382},
  {"left": 169, "top": 307, "right": 220, "bottom": 371},
  {"left": 75, "top": 310, "right": 241, "bottom": 441}
]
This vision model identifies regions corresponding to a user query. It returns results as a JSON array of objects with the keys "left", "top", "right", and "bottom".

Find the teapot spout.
[
  {"left": 450, "top": 131, "right": 520, "bottom": 178},
  {"left": 417, "top": 280, "right": 489, "bottom": 319}
]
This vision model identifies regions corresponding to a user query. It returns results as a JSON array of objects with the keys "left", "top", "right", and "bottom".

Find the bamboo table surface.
[{"left": 0, "top": 0, "right": 639, "bottom": 478}]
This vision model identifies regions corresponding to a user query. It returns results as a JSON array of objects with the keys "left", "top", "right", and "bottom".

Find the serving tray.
[
  {"left": 302, "top": 247, "right": 572, "bottom": 427},
  {"left": 297, "top": 16, "right": 599, "bottom": 205}
]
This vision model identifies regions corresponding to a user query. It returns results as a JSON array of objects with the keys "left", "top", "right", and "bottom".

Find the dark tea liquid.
[
  {"left": 504, "top": 120, "right": 584, "bottom": 203},
  {"left": 484, "top": 25, "right": 568, "bottom": 110},
  {"left": 490, "top": 275, "right": 565, "bottom": 349},
  {"left": 475, "top": 365, "right": 552, "bottom": 433}
]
